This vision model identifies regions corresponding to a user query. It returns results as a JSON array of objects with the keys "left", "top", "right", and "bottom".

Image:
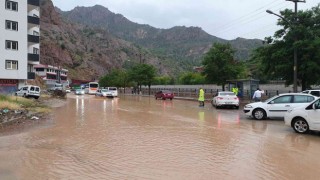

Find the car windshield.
[
  {"left": 219, "top": 92, "right": 235, "bottom": 96},
  {"left": 101, "top": 89, "right": 108, "bottom": 92},
  {"left": 109, "top": 88, "right": 117, "bottom": 91}
]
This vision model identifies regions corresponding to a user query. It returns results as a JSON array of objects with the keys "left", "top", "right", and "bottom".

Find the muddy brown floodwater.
[{"left": 1, "top": 94, "right": 320, "bottom": 179}]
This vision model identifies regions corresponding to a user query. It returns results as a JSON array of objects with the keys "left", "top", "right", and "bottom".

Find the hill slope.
[
  {"left": 61, "top": 5, "right": 263, "bottom": 64},
  {"left": 40, "top": 1, "right": 263, "bottom": 80}
]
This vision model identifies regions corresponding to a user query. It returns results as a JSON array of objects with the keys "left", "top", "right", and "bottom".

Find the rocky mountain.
[
  {"left": 40, "top": 0, "right": 169, "bottom": 80},
  {"left": 61, "top": 5, "right": 263, "bottom": 63},
  {"left": 40, "top": 0, "right": 263, "bottom": 81}
]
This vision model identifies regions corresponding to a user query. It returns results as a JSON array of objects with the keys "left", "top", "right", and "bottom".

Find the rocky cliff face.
[
  {"left": 61, "top": 5, "right": 263, "bottom": 64},
  {"left": 40, "top": 0, "right": 166, "bottom": 80},
  {"left": 40, "top": 0, "right": 262, "bottom": 80}
]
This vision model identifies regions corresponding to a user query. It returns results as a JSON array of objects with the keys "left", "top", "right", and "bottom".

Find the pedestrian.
[
  {"left": 252, "top": 88, "right": 264, "bottom": 102},
  {"left": 232, "top": 87, "right": 239, "bottom": 96},
  {"left": 198, "top": 88, "right": 205, "bottom": 107}
]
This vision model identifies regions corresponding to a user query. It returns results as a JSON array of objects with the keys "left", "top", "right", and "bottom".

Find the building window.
[
  {"left": 33, "top": 47, "right": 39, "bottom": 54},
  {"left": 5, "top": 60, "right": 18, "bottom": 70},
  {"left": 5, "top": 20, "right": 18, "bottom": 31},
  {"left": 36, "top": 68, "right": 44, "bottom": 72},
  {"left": 5, "top": 40, "right": 18, "bottom": 50},
  {"left": 5, "top": 1, "right": 18, "bottom": 11},
  {"left": 33, "top": 31, "right": 39, "bottom": 36}
]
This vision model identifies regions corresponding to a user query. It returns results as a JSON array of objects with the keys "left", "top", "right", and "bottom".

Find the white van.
[
  {"left": 49, "top": 83, "right": 63, "bottom": 91},
  {"left": 106, "top": 87, "right": 118, "bottom": 97},
  {"left": 15, "top": 85, "right": 41, "bottom": 99}
]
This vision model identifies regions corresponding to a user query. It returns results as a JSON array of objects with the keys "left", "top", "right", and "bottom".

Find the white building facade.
[{"left": 0, "top": 0, "right": 40, "bottom": 94}]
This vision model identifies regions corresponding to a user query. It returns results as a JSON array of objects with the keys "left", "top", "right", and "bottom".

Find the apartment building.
[
  {"left": 0, "top": 0, "right": 40, "bottom": 94},
  {"left": 34, "top": 64, "right": 69, "bottom": 89}
]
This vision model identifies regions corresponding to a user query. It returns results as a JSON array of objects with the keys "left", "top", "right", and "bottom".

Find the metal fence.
[{"left": 121, "top": 87, "right": 296, "bottom": 100}]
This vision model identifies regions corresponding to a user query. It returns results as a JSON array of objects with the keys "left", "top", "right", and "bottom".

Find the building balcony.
[
  {"left": 28, "top": 16, "right": 40, "bottom": 25},
  {"left": 28, "top": 72, "right": 36, "bottom": 80},
  {"left": 28, "top": 35, "right": 40, "bottom": 44},
  {"left": 28, "top": 53, "right": 40, "bottom": 62},
  {"left": 28, "top": 0, "right": 39, "bottom": 7}
]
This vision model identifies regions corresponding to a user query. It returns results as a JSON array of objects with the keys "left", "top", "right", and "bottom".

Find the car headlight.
[{"left": 244, "top": 105, "right": 253, "bottom": 108}]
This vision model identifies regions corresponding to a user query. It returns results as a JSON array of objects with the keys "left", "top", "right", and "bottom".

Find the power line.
[
  {"left": 238, "top": 23, "right": 279, "bottom": 39},
  {"left": 214, "top": 4, "right": 290, "bottom": 39},
  {"left": 213, "top": 0, "right": 287, "bottom": 33},
  {"left": 214, "top": 3, "right": 289, "bottom": 35}
]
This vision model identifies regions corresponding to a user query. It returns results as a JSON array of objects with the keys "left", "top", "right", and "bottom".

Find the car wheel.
[
  {"left": 34, "top": 96, "right": 39, "bottom": 99},
  {"left": 23, "top": 93, "right": 27, "bottom": 98},
  {"left": 170, "top": 98, "right": 172, "bottom": 100},
  {"left": 235, "top": 106, "right": 239, "bottom": 109},
  {"left": 155, "top": 96, "right": 157, "bottom": 100},
  {"left": 293, "top": 118, "right": 309, "bottom": 134},
  {"left": 252, "top": 108, "right": 266, "bottom": 120}
]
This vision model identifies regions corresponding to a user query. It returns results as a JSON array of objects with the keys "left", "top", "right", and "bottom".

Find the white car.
[
  {"left": 95, "top": 89, "right": 108, "bottom": 97},
  {"left": 284, "top": 97, "right": 320, "bottom": 134},
  {"left": 74, "top": 89, "right": 85, "bottom": 95},
  {"left": 301, "top": 89, "right": 320, "bottom": 97},
  {"left": 211, "top": 91, "right": 239, "bottom": 109},
  {"left": 243, "top": 93, "right": 316, "bottom": 120},
  {"left": 15, "top": 85, "right": 41, "bottom": 99},
  {"left": 106, "top": 87, "right": 118, "bottom": 97}
]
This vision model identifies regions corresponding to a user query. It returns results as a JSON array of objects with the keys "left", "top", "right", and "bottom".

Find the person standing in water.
[{"left": 198, "top": 88, "right": 205, "bottom": 107}]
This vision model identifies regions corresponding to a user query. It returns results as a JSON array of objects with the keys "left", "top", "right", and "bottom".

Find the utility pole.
[{"left": 286, "top": 0, "right": 305, "bottom": 92}]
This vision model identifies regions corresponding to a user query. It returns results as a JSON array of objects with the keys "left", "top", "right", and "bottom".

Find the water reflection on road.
[{"left": 1, "top": 94, "right": 320, "bottom": 179}]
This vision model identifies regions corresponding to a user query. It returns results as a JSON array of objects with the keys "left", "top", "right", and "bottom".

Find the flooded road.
[{"left": 1, "top": 94, "right": 320, "bottom": 179}]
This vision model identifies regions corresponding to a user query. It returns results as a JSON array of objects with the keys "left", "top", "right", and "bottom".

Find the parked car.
[
  {"left": 243, "top": 93, "right": 316, "bottom": 120},
  {"left": 301, "top": 89, "right": 320, "bottom": 97},
  {"left": 74, "top": 89, "right": 85, "bottom": 95},
  {"left": 49, "top": 83, "right": 63, "bottom": 91},
  {"left": 15, "top": 85, "right": 41, "bottom": 99},
  {"left": 211, "top": 91, "right": 239, "bottom": 109},
  {"left": 155, "top": 90, "right": 174, "bottom": 100},
  {"left": 284, "top": 97, "right": 320, "bottom": 134},
  {"left": 106, "top": 87, "right": 118, "bottom": 97},
  {"left": 95, "top": 89, "right": 108, "bottom": 97}
]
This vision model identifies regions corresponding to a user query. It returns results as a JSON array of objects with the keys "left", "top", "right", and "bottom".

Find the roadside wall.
[{"left": 123, "top": 83, "right": 320, "bottom": 101}]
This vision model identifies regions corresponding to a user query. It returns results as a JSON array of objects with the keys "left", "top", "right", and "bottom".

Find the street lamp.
[{"left": 266, "top": 9, "right": 298, "bottom": 93}]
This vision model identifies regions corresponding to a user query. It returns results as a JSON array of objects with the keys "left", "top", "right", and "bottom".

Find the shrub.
[{"left": 51, "top": 90, "right": 66, "bottom": 98}]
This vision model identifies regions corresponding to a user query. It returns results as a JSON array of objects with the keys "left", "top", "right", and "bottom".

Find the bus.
[{"left": 84, "top": 82, "right": 99, "bottom": 94}]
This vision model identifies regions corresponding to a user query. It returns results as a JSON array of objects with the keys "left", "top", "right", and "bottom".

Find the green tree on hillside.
[
  {"left": 153, "top": 76, "right": 174, "bottom": 85},
  {"left": 250, "top": 5, "right": 320, "bottom": 90},
  {"left": 202, "top": 43, "right": 244, "bottom": 90},
  {"left": 129, "top": 64, "right": 157, "bottom": 94},
  {"left": 99, "top": 69, "right": 130, "bottom": 89},
  {"left": 178, "top": 72, "right": 205, "bottom": 85}
]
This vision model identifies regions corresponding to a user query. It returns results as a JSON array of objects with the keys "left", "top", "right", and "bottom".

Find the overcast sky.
[{"left": 51, "top": 0, "right": 319, "bottom": 40}]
